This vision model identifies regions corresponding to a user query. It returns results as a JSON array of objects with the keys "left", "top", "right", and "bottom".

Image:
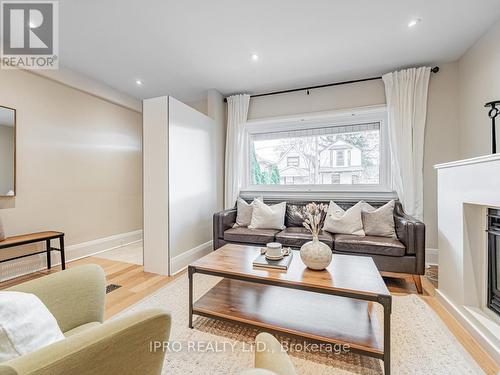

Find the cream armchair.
[
  {"left": 0, "top": 264, "right": 171, "bottom": 375},
  {"left": 241, "top": 333, "right": 297, "bottom": 375}
]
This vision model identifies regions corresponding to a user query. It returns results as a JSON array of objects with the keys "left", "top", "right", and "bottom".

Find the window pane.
[{"left": 250, "top": 123, "right": 380, "bottom": 185}]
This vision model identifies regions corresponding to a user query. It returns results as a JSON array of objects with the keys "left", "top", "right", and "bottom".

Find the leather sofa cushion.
[
  {"left": 333, "top": 234, "right": 405, "bottom": 257},
  {"left": 285, "top": 203, "right": 328, "bottom": 227},
  {"left": 224, "top": 227, "right": 279, "bottom": 245},
  {"left": 275, "top": 227, "right": 334, "bottom": 248},
  {"left": 285, "top": 203, "right": 306, "bottom": 227}
]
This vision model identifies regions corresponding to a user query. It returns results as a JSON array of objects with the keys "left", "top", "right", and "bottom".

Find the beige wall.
[
  {"left": 248, "top": 79, "right": 386, "bottom": 119},
  {"left": 186, "top": 98, "right": 208, "bottom": 116},
  {"left": 424, "top": 63, "right": 461, "bottom": 248},
  {"left": 458, "top": 18, "right": 500, "bottom": 158},
  {"left": 246, "top": 64, "right": 461, "bottom": 249},
  {"left": 0, "top": 125, "right": 14, "bottom": 195},
  {"left": 0, "top": 69, "right": 142, "bottom": 248}
]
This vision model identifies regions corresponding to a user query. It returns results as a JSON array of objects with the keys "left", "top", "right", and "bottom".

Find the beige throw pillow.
[
  {"left": 362, "top": 200, "right": 397, "bottom": 238},
  {"left": 249, "top": 200, "right": 286, "bottom": 230},
  {"left": 323, "top": 201, "right": 368, "bottom": 236},
  {"left": 234, "top": 197, "right": 262, "bottom": 227}
]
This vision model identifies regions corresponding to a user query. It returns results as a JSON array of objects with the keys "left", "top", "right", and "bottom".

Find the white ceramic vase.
[{"left": 300, "top": 236, "right": 332, "bottom": 270}]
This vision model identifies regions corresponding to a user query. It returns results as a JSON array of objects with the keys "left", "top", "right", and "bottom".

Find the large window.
[{"left": 245, "top": 107, "right": 390, "bottom": 192}]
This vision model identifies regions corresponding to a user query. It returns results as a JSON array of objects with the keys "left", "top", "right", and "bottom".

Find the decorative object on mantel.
[
  {"left": 485, "top": 100, "right": 500, "bottom": 154},
  {"left": 300, "top": 202, "right": 332, "bottom": 270},
  {"left": 0, "top": 215, "right": 5, "bottom": 241}
]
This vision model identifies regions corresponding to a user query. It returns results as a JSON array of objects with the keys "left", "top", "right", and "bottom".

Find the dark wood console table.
[{"left": 0, "top": 231, "right": 65, "bottom": 270}]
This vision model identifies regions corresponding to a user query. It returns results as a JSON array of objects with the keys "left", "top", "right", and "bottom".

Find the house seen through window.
[
  {"left": 249, "top": 120, "right": 384, "bottom": 187},
  {"left": 287, "top": 156, "right": 299, "bottom": 167}
]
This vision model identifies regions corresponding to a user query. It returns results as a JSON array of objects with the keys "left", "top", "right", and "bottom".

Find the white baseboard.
[
  {"left": 426, "top": 248, "right": 438, "bottom": 266},
  {"left": 0, "top": 230, "right": 143, "bottom": 282},
  {"left": 436, "top": 289, "right": 500, "bottom": 364},
  {"left": 170, "top": 240, "right": 213, "bottom": 275}
]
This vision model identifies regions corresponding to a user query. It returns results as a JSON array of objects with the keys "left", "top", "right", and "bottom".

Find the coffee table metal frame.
[{"left": 188, "top": 258, "right": 392, "bottom": 374}]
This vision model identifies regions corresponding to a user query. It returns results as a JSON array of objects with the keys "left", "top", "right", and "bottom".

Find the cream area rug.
[{"left": 115, "top": 274, "right": 484, "bottom": 375}]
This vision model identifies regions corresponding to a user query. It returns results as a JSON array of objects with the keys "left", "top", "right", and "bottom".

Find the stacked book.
[{"left": 253, "top": 251, "right": 293, "bottom": 270}]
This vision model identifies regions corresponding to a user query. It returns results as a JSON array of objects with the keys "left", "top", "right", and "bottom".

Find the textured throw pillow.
[
  {"left": 249, "top": 200, "right": 286, "bottom": 230},
  {"left": 0, "top": 291, "right": 65, "bottom": 362},
  {"left": 323, "top": 201, "right": 368, "bottom": 236},
  {"left": 362, "top": 200, "right": 397, "bottom": 238},
  {"left": 234, "top": 197, "right": 262, "bottom": 228}
]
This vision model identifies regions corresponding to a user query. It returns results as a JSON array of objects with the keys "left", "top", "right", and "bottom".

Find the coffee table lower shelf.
[{"left": 191, "top": 278, "right": 384, "bottom": 359}]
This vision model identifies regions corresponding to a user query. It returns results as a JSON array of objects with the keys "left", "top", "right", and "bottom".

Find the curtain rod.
[{"left": 223, "top": 66, "right": 439, "bottom": 103}]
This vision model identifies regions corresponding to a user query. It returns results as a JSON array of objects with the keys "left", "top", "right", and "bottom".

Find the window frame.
[
  {"left": 286, "top": 156, "right": 299, "bottom": 167},
  {"left": 243, "top": 105, "right": 392, "bottom": 195}
]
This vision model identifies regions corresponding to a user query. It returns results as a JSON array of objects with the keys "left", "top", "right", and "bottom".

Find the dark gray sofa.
[{"left": 213, "top": 199, "right": 426, "bottom": 292}]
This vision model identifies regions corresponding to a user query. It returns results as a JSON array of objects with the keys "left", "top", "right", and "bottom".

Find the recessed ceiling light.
[
  {"left": 408, "top": 18, "right": 422, "bottom": 28},
  {"left": 250, "top": 53, "right": 259, "bottom": 61},
  {"left": 135, "top": 79, "right": 143, "bottom": 86}
]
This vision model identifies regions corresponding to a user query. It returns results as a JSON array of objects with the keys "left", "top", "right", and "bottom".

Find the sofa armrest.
[
  {"left": 213, "top": 208, "right": 237, "bottom": 242},
  {"left": 0, "top": 308, "right": 171, "bottom": 375},
  {"left": 394, "top": 204, "right": 426, "bottom": 274},
  {"left": 6, "top": 264, "right": 106, "bottom": 333}
]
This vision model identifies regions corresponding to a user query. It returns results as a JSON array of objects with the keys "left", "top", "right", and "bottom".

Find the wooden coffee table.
[{"left": 188, "top": 244, "right": 392, "bottom": 374}]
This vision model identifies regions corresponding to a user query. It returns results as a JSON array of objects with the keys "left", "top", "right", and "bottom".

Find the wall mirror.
[{"left": 0, "top": 106, "right": 16, "bottom": 197}]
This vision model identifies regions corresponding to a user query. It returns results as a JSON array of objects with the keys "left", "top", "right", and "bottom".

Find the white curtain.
[
  {"left": 382, "top": 67, "right": 430, "bottom": 220},
  {"left": 225, "top": 94, "right": 250, "bottom": 209}
]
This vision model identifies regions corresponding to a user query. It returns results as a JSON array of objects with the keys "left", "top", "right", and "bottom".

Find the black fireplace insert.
[{"left": 487, "top": 208, "right": 500, "bottom": 316}]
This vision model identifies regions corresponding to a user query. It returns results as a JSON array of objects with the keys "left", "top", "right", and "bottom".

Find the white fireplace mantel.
[{"left": 435, "top": 154, "right": 500, "bottom": 363}]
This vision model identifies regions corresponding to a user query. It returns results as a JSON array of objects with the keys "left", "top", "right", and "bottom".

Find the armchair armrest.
[
  {"left": 394, "top": 203, "right": 426, "bottom": 274},
  {"left": 253, "top": 332, "right": 296, "bottom": 375},
  {"left": 0, "top": 308, "right": 171, "bottom": 375},
  {"left": 213, "top": 208, "right": 237, "bottom": 249},
  {"left": 6, "top": 265, "right": 106, "bottom": 333}
]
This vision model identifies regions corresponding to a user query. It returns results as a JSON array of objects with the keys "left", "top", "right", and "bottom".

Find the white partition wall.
[
  {"left": 168, "top": 97, "right": 216, "bottom": 273},
  {"left": 143, "top": 97, "right": 170, "bottom": 275},
  {"left": 143, "top": 96, "right": 217, "bottom": 275}
]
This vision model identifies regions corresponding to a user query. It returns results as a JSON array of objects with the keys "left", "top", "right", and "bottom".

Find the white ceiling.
[{"left": 59, "top": 0, "right": 500, "bottom": 102}]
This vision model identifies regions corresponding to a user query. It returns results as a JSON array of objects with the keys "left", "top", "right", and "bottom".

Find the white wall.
[
  {"left": 246, "top": 65, "right": 460, "bottom": 249},
  {"left": 142, "top": 97, "right": 170, "bottom": 275},
  {"left": 458, "top": 18, "right": 500, "bottom": 158},
  {"left": 207, "top": 90, "right": 226, "bottom": 212},
  {"left": 168, "top": 97, "right": 216, "bottom": 262},
  {"left": 142, "top": 96, "right": 218, "bottom": 275}
]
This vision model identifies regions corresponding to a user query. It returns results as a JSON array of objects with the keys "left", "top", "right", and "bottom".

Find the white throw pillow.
[
  {"left": 323, "top": 201, "right": 369, "bottom": 236},
  {"left": 249, "top": 200, "right": 286, "bottom": 230},
  {"left": 362, "top": 200, "right": 397, "bottom": 238},
  {"left": 234, "top": 197, "right": 262, "bottom": 227},
  {"left": 0, "top": 291, "right": 65, "bottom": 362}
]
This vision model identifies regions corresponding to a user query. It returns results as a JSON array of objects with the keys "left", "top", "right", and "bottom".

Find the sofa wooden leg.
[{"left": 412, "top": 274, "right": 423, "bottom": 294}]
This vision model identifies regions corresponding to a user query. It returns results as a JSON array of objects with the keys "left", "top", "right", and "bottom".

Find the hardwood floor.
[
  {"left": 0, "top": 256, "right": 179, "bottom": 320},
  {"left": 1, "top": 258, "right": 498, "bottom": 374}
]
